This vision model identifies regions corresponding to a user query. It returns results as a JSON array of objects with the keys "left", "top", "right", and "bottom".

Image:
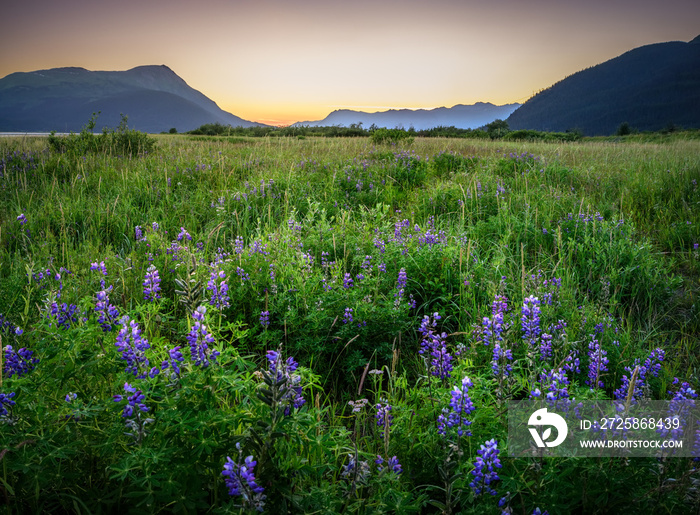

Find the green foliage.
[
  {"left": 0, "top": 134, "right": 699, "bottom": 513},
  {"left": 616, "top": 121, "right": 632, "bottom": 136},
  {"left": 48, "top": 113, "right": 156, "bottom": 156},
  {"left": 370, "top": 128, "right": 415, "bottom": 145},
  {"left": 486, "top": 118, "right": 510, "bottom": 139},
  {"left": 503, "top": 129, "right": 581, "bottom": 142}
]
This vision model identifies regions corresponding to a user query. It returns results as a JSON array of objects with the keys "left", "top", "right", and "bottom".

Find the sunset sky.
[{"left": 3, "top": 0, "right": 699, "bottom": 126}]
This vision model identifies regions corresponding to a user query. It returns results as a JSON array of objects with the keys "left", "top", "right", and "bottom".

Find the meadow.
[{"left": 1, "top": 131, "right": 699, "bottom": 513}]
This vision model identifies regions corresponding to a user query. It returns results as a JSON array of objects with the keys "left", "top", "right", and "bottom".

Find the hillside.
[
  {"left": 0, "top": 65, "right": 262, "bottom": 133},
  {"left": 293, "top": 102, "right": 521, "bottom": 130},
  {"left": 506, "top": 37, "right": 700, "bottom": 135}
]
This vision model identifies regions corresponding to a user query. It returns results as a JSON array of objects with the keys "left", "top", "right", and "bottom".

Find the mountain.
[
  {"left": 293, "top": 102, "right": 521, "bottom": 130},
  {"left": 0, "top": 65, "right": 262, "bottom": 133},
  {"left": 506, "top": 36, "right": 700, "bottom": 135}
]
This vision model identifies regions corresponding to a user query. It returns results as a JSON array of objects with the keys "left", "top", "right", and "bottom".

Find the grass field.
[{"left": 1, "top": 133, "right": 699, "bottom": 513}]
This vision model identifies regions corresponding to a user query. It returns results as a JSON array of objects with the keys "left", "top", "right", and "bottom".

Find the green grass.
[{"left": 0, "top": 134, "right": 699, "bottom": 513}]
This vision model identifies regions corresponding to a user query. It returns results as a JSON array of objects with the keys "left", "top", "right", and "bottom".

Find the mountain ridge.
[
  {"left": 292, "top": 101, "right": 521, "bottom": 130},
  {"left": 0, "top": 65, "right": 262, "bottom": 133},
  {"left": 506, "top": 37, "right": 700, "bottom": 135}
]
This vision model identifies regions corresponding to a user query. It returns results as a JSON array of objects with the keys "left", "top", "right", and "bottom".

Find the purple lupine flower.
[
  {"left": 177, "top": 227, "right": 192, "bottom": 242},
  {"left": 0, "top": 315, "right": 23, "bottom": 345},
  {"left": 113, "top": 382, "right": 149, "bottom": 417},
  {"left": 341, "top": 453, "right": 371, "bottom": 487},
  {"left": 530, "top": 368, "right": 571, "bottom": 410},
  {"left": 394, "top": 267, "right": 408, "bottom": 307},
  {"left": 491, "top": 343, "right": 513, "bottom": 377},
  {"left": 65, "top": 392, "right": 77, "bottom": 403},
  {"left": 16, "top": 214, "right": 27, "bottom": 225},
  {"left": 437, "top": 376, "right": 476, "bottom": 437},
  {"left": 658, "top": 379, "right": 698, "bottom": 442},
  {"left": 113, "top": 383, "right": 154, "bottom": 443},
  {"left": 3, "top": 345, "right": 39, "bottom": 378},
  {"left": 343, "top": 273, "right": 354, "bottom": 289},
  {"left": 375, "top": 403, "right": 393, "bottom": 437},
  {"left": 469, "top": 439, "right": 502, "bottom": 496},
  {"left": 491, "top": 295, "right": 508, "bottom": 316},
  {"left": 343, "top": 307, "right": 354, "bottom": 324},
  {"left": 521, "top": 296, "right": 541, "bottom": 348},
  {"left": 0, "top": 392, "right": 16, "bottom": 420},
  {"left": 563, "top": 348, "right": 580, "bottom": 375},
  {"left": 586, "top": 337, "right": 609, "bottom": 390},
  {"left": 397, "top": 268, "right": 407, "bottom": 289},
  {"left": 48, "top": 302, "right": 80, "bottom": 330},
  {"left": 375, "top": 455, "right": 402, "bottom": 474},
  {"left": 613, "top": 348, "right": 665, "bottom": 401},
  {"left": 235, "top": 267, "right": 250, "bottom": 282},
  {"left": 161, "top": 346, "right": 184, "bottom": 379},
  {"left": 134, "top": 225, "right": 144, "bottom": 241},
  {"left": 143, "top": 265, "right": 161, "bottom": 302},
  {"left": 539, "top": 332, "right": 553, "bottom": 361},
  {"left": 90, "top": 261, "right": 107, "bottom": 276},
  {"left": 265, "top": 349, "right": 305, "bottom": 414},
  {"left": 207, "top": 267, "right": 230, "bottom": 309},
  {"left": 222, "top": 445, "right": 266, "bottom": 512},
  {"left": 233, "top": 236, "right": 244, "bottom": 254},
  {"left": 188, "top": 306, "right": 220, "bottom": 368},
  {"left": 260, "top": 310, "right": 270, "bottom": 328},
  {"left": 114, "top": 316, "right": 152, "bottom": 378},
  {"left": 481, "top": 312, "right": 504, "bottom": 347},
  {"left": 95, "top": 286, "right": 119, "bottom": 332},
  {"left": 418, "top": 313, "right": 453, "bottom": 379}
]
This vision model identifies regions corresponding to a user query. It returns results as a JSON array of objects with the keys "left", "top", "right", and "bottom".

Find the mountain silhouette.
[
  {"left": 506, "top": 36, "right": 700, "bottom": 135},
  {"left": 293, "top": 102, "right": 521, "bottom": 130},
  {"left": 0, "top": 65, "right": 262, "bottom": 133}
]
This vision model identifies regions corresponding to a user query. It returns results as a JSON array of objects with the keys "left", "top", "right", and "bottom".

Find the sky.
[{"left": 3, "top": 0, "right": 699, "bottom": 126}]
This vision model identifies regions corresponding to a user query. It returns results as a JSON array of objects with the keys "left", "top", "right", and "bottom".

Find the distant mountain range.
[
  {"left": 2, "top": 35, "right": 698, "bottom": 135},
  {"left": 293, "top": 102, "right": 521, "bottom": 130},
  {"left": 0, "top": 65, "right": 262, "bottom": 133},
  {"left": 507, "top": 36, "right": 700, "bottom": 135}
]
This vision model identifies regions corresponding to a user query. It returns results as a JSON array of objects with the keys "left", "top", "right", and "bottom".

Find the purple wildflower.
[
  {"left": 418, "top": 313, "right": 453, "bottom": 379},
  {"left": 48, "top": 302, "right": 80, "bottom": 330},
  {"left": 343, "top": 273, "right": 354, "bottom": 289},
  {"left": 491, "top": 343, "right": 513, "bottom": 377},
  {"left": 437, "top": 376, "right": 475, "bottom": 437},
  {"left": 115, "top": 316, "right": 153, "bottom": 378},
  {"left": 265, "top": 349, "right": 305, "bottom": 414},
  {"left": 177, "top": 227, "right": 192, "bottom": 242},
  {"left": 375, "top": 455, "right": 402, "bottom": 474},
  {"left": 469, "top": 439, "right": 502, "bottom": 496},
  {"left": 222, "top": 445, "right": 266, "bottom": 512},
  {"left": 0, "top": 392, "right": 16, "bottom": 420},
  {"left": 260, "top": 310, "right": 270, "bottom": 328},
  {"left": 113, "top": 383, "right": 154, "bottom": 443},
  {"left": 343, "top": 307, "right": 354, "bottom": 324},
  {"left": 521, "top": 296, "right": 541, "bottom": 348},
  {"left": 95, "top": 286, "right": 119, "bottom": 332},
  {"left": 586, "top": 337, "right": 609, "bottom": 390},
  {"left": 161, "top": 346, "right": 185, "bottom": 379},
  {"left": 482, "top": 312, "right": 505, "bottom": 347},
  {"left": 613, "top": 348, "right": 665, "bottom": 401},
  {"left": 3, "top": 345, "right": 39, "bottom": 378},
  {"left": 16, "top": 214, "right": 27, "bottom": 225},
  {"left": 207, "top": 267, "right": 230, "bottom": 309},
  {"left": 143, "top": 265, "right": 161, "bottom": 302},
  {"left": 188, "top": 306, "right": 220, "bottom": 368},
  {"left": 375, "top": 403, "right": 393, "bottom": 437}
]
